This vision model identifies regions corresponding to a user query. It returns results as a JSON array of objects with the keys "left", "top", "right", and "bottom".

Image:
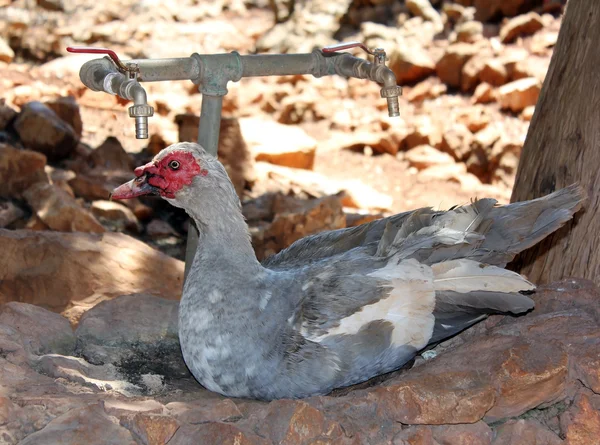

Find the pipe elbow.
[{"left": 79, "top": 57, "right": 118, "bottom": 92}]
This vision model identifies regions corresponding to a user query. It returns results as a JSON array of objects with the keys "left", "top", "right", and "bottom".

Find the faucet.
[{"left": 68, "top": 43, "right": 403, "bottom": 280}]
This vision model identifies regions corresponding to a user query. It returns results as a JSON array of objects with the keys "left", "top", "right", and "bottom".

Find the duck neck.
[{"left": 185, "top": 184, "right": 261, "bottom": 274}]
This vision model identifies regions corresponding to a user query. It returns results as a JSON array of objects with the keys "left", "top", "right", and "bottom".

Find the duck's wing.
[{"left": 261, "top": 211, "right": 413, "bottom": 270}]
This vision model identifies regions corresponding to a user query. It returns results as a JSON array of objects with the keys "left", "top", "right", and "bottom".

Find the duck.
[{"left": 111, "top": 142, "right": 585, "bottom": 401}]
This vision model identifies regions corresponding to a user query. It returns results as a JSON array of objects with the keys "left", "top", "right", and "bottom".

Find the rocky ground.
[{"left": 2, "top": 0, "right": 599, "bottom": 444}]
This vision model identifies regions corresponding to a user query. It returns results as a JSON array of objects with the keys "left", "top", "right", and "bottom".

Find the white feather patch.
[
  {"left": 309, "top": 259, "right": 436, "bottom": 349},
  {"left": 432, "top": 259, "right": 535, "bottom": 293}
]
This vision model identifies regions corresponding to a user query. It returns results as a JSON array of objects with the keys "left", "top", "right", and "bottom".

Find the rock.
[
  {"left": 0, "top": 200, "right": 26, "bottom": 228},
  {"left": 404, "top": 115, "right": 443, "bottom": 150},
  {"left": 500, "top": 12, "right": 544, "bottom": 44},
  {"left": 23, "top": 182, "right": 105, "bottom": 233},
  {"left": 88, "top": 137, "right": 133, "bottom": 171},
  {"left": 388, "top": 45, "right": 436, "bottom": 85},
  {"left": 0, "top": 302, "right": 75, "bottom": 355},
  {"left": 68, "top": 169, "right": 134, "bottom": 201},
  {"left": 20, "top": 402, "right": 136, "bottom": 445},
  {"left": 397, "top": 422, "right": 493, "bottom": 444},
  {"left": 339, "top": 129, "right": 405, "bottom": 156},
  {"left": 440, "top": 123, "right": 474, "bottom": 161},
  {"left": 436, "top": 43, "right": 479, "bottom": 88},
  {"left": 531, "top": 30, "right": 559, "bottom": 55},
  {"left": 520, "top": 105, "right": 535, "bottom": 121},
  {"left": 36, "top": 0, "right": 64, "bottom": 11},
  {"left": 45, "top": 96, "right": 83, "bottom": 137},
  {"left": 120, "top": 413, "right": 180, "bottom": 445},
  {"left": 406, "top": 78, "right": 448, "bottom": 103},
  {"left": 473, "top": 82, "right": 497, "bottom": 104},
  {"left": 13, "top": 102, "right": 79, "bottom": 162},
  {"left": 169, "top": 423, "right": 269, "bottom": 445},
  {"left": 0, "top": 99, "right": 17, "bottom": 130},
  {"left": 480, "top": 59, "right": 509, "bottom": 86},
  {"left": 239, "top": 117, "right": 316, "bottom": 170},
  {"left": 461, "top": 47, "right": 494, "bottom": 92},
  {"left": 46, "top": 166, "right": 77, "bottom": 197},
  {"left": 0, "top": 144, "right": 48, "bottom": 199},
  {"left": 493, "top": 419, "right": 563, "bottom": 445},
  {"left": 455, "top": 21, "right": 484, "bottom": 43},
  {"left": 474, "top": 0, "right": 527, "bottom": 22},
  {"left": 457, "top": 106, "right": 491, "bottom": 133},
  {"left": 146, "top": 219, "right": 178, "bottom": 238},
  {"left": 404, "top": 145, "right": 455, "bottom": 170},
  {"left": 166, "top": 398, "right": 243, "bottom": 424},
  {"left": 0, "top": 37, "right": 14, "bottom": 63},
  {"left": 251, "top": 193, "right": 346, "bottom": 260},
  {"left": 512, "top": 56, "right": 550, "bottom": 83},
  {"left": 560, "top": 391, "right": 600, "bottom": 445},
  {"left": 406, "top": 0, "right": 443, "bottom": 32},
  {"left": 0, "top": 230, "right": 183, "bottom": 321},
  {"left": 497, "top": 77, "right": 541, "bottom": 113},
  {"left": 90, "top": 200, "right": 140, "bottom": 232},
  {"left": 76, "top": 293, "right": 187, "bottom": 380}
]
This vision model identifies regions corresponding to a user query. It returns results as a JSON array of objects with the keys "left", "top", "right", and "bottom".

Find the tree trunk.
[{"left": 510, "top": 0, "right": 600, "bottom": 285}]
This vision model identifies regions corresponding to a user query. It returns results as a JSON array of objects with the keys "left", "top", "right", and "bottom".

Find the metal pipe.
[
  {"left": 184, "top": 94, "right": 224, "bottom": 280},
  {"left": 241, "top": 53, "right": 319, "bottom": 77},
  {"left": 128, "top": 57, "right": 201, "bottom": 82}
]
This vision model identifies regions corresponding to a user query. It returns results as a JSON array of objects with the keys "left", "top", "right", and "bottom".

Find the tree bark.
[{"left": 510, "top": 0, "right": 600, "bottom": 285}]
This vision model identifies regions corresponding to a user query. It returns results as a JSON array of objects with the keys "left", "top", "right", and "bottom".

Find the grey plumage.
[{"left": 125, "top": 143, "right": 585, "bottom": 400}]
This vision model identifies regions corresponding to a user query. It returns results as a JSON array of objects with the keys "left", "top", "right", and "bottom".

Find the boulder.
[
  {"left": 0, "top": 37, "right": 14, "bottom": 63},
  {"left": 436, "top": 43, "right": 479, "bottom": 88},
  {"left": 500, "top": 12, "right": 545, "bottom": 44},
  {"left": 497, "top": 77, "right": 541, "bottom": 112},
  {"left": 90, "top": 200, "right": 140, "bottom": 232},
  {"left": 388, "top": 45, "right": 436, "bottom": 85},
  {"left": 13, "top": 102, "right": 78, "bottom": 162},
  {"left": 45, "top": 96, "right": 83, "bottom": 137},
  {"left": 0, "top": 144, "right": 47, "bottom": 199},
  {"left": 239, "top": 117, "right": 316, "bottom": 170},
  {"left": 0, "top": 230, "right": 183, "bottom": 321},
  {"left": 88, "top": 137, "right": 133, "bottom": 172},
  {"left": 404, "top": 144, "right": 456, "bottom": 170},
  {"left": 23, "top": 182, "right": 105, "bottom": 233}
]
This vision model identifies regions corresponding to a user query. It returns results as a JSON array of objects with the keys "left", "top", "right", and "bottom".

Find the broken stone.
[
  {"left": 23, "top": 182, "right": 105, "bottom": 233},
  {"left": 480, "top": 58, "right": 509, "bottom": 86},
  {"left": 13, "top": 101, "right": 78, "bottom": 162},
  {"left": 120, "top": 413, "right": 180, "bottom": 445},
  {"left": 0, "top": 144, "right": 48, "bottom": 199},
  {"left": 146, "top": 219, "right": 178, "bottom": 239},
  {"left": 512, "top": 56, "right": 550, "bottom": 83},
  {"left": 440, "top": 123, "right": 474, "bottom": 161},
  {"left": 251, "top": 193, "right": 346, "bottom": 260},
  {"left": 239, "top": 117, "right": 316, "bottom": 170},
  {"left": 90, "top": 200, "right": 140, "bottom": 232},
  {"left": 493, "top": 419, "right": 563, "bottom": 445},
  {"left": 406, "top": 0, "right": 443, "bottom": 33},
  {"left": 404, "top": 115, "right": 443, "bottom": 150},
  {"left": 455, "top": 20, "right": 483, "bottom": 43},
  {"left": 0, "top": 302, "right": 76, "bottom": 355},
  {"left": 461, "top": 47, "right": 494, "bottom": 92},
  {"left": 497, "top": 77, "right": 541, "bottom": 113},
  {"left": 500, "top": 12, "right": 545, "bottom": 44},
  {"left": 45, "top": 96, "right": 83, "bottom": 137},
  {"left": 560, "top": 391, "right": 600, "bottom": 445},
  {"left": 388, "top": 45, "right": 436, "bottom": 85},
  {"left": 474, "top": 0, "right": 527, "bottom": 22},
  {"left": 0, "top": 37, "right": 15, "bottom": 63},
  {"left": 472, "top": 82, "right": 497, "bottom": 104},
  {"left": 0, "top": 230, "right": 183, "bottom": 321},
  {"left": 0, "top": 99, "right": 17, "bottom": 130},
  {"left": 520, "top": 105, "right": 535, "bottom": 121},
  {"left": 406, "top": 78, "right": 448, "bottom": 103},
  {"left": 404, "top": 145, "right": 455, "bottom": 170},
  {"left": 68, "top": 169, "right": 134, "bottom": 201},
  {"left": 0, "top": 200, "right": 26, "bottom": 228},
  {"left": 88, "top": 137, "right": 133, "bottom": 171},
  {"left": 436, "top": 43, "right": 478, "bottom": 88}
]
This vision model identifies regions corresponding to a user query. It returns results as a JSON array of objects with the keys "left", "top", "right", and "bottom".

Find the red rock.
[
  {"left": 406, "top": 78, "right": 448, "bottom": 103},
  {"left": 146, "top": 219, "right": 178, "bottom": 239},
  {"left": 166, "top": 398, "right": 243, "bottom": 424},
  {"left": 90, "top": 200, "right": 140, "bottom": 232},
  {"left": 480, "top": 59, "right": 509, "bottom": 86},
  {"left": 0, "top": 230, "right": 183, "bottom": 320},
  {"left": 473, "top": 82, "right": 497, "bottom": 104},
  {"left": 436, "top": 43, "right": 478, "bottom": 88},
  {"left": 68, "top": 169, "right": 134, "bottom": 201},
  {"left": 88, "top": 137, "right": 133, "bottom": 171},
  {"left": 389, "top": 45, "right": 436, "bottom": 84},
  {"left": 497, "top": 78, "right": 541, "bottom": 113},
  {"left": 0, "top": 200, "right": 26, "bottom": 228},
  {"left": 404, "top": 145, "right": 455, "bottom": 170},
  {"left": 0, "top": 144, "right": 47, "bottom": 199},
  {"left": 512, "top": 56, "right": 550, "bottom": 83},
  {"left": 168, "top": 423, "right": 269, "bottom": 445},
  {"left": 45, "top": 96, "right": 83, "bottom": 137},
  {"left": 121, "top": 413, "right": 180, "bottom": 445},
  {"left": 461, "top": 49, "right": 493, "bottom": 92},
  {"left": 404, "top": 115, "right": 443, "bottom": 150},
  {"left": 520, "top": 105, "right": 535, "bottom": 121},
  {"left": 560, "top": 391, "right": 600, "bottom": 445},
  {"left": 493, "top": 419, "right": 563, "bottom": 445},
  {"left": 0, "top": 37, "right": 14, "bottom": 63},
  {"left": 440, "top": 123, "right": 474, "bottom": 161},
  {"left": 455, "top": 20, "right": 483, "bottom": 43},
  {"left": 0, "top": 99, "right": 17, "bottom": 130},
  {"left": 500, "top": 12, "right": 545, "bottom": 44},
  {"left": 13, "top": 101, "right": 78, "bottom": 162},
  {"left": 19, "top": 402, "right": 136, "bottom": 445},
  {"left": 23, "top": 182, "right": 105, "bottom": 233},
  {"left": 474, "top": 0, "right": 527, "bottom": 21}
]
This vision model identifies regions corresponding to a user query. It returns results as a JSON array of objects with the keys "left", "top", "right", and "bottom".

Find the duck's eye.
[{"left": 168, "top": 160, "right": 180, "bottom": 170}]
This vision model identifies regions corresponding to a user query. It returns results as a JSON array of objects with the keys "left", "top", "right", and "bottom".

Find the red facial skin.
[{"left": 136, "top": 152, "right": 203, "bottom": 198}]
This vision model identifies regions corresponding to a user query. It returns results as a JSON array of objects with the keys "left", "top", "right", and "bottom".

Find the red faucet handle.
[
  {"left": 322, "top": 41, "right": 375, "bottom": 56},
  {"left": 66, "top": 46, "right": 128, "bottom": 72}
]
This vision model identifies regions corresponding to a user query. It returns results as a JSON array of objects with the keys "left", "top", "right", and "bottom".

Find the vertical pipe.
[{"left": 183, "top": 94, "right": 224, "bottom": 282}]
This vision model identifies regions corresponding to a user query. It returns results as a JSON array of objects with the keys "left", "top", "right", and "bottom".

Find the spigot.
[
  {"left": 322, "top": 42, "right": 402, "bottom": 118},
  {"left": 67, "top": 46, "right": 154, "bottom": 139}
]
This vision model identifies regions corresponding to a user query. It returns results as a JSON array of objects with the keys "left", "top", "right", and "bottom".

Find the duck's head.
[{"left": 111, "top": 142, "right": 234, "bottom": 210}]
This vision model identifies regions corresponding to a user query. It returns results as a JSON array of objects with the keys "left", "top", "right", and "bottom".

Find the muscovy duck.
[{"left": 112, "top": 142, "right": 584, "bottom": 400}]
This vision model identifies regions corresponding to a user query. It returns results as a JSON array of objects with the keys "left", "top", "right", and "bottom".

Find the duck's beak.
[{"left": 110, "top": 176, "right": 159, "bottom": 200}]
